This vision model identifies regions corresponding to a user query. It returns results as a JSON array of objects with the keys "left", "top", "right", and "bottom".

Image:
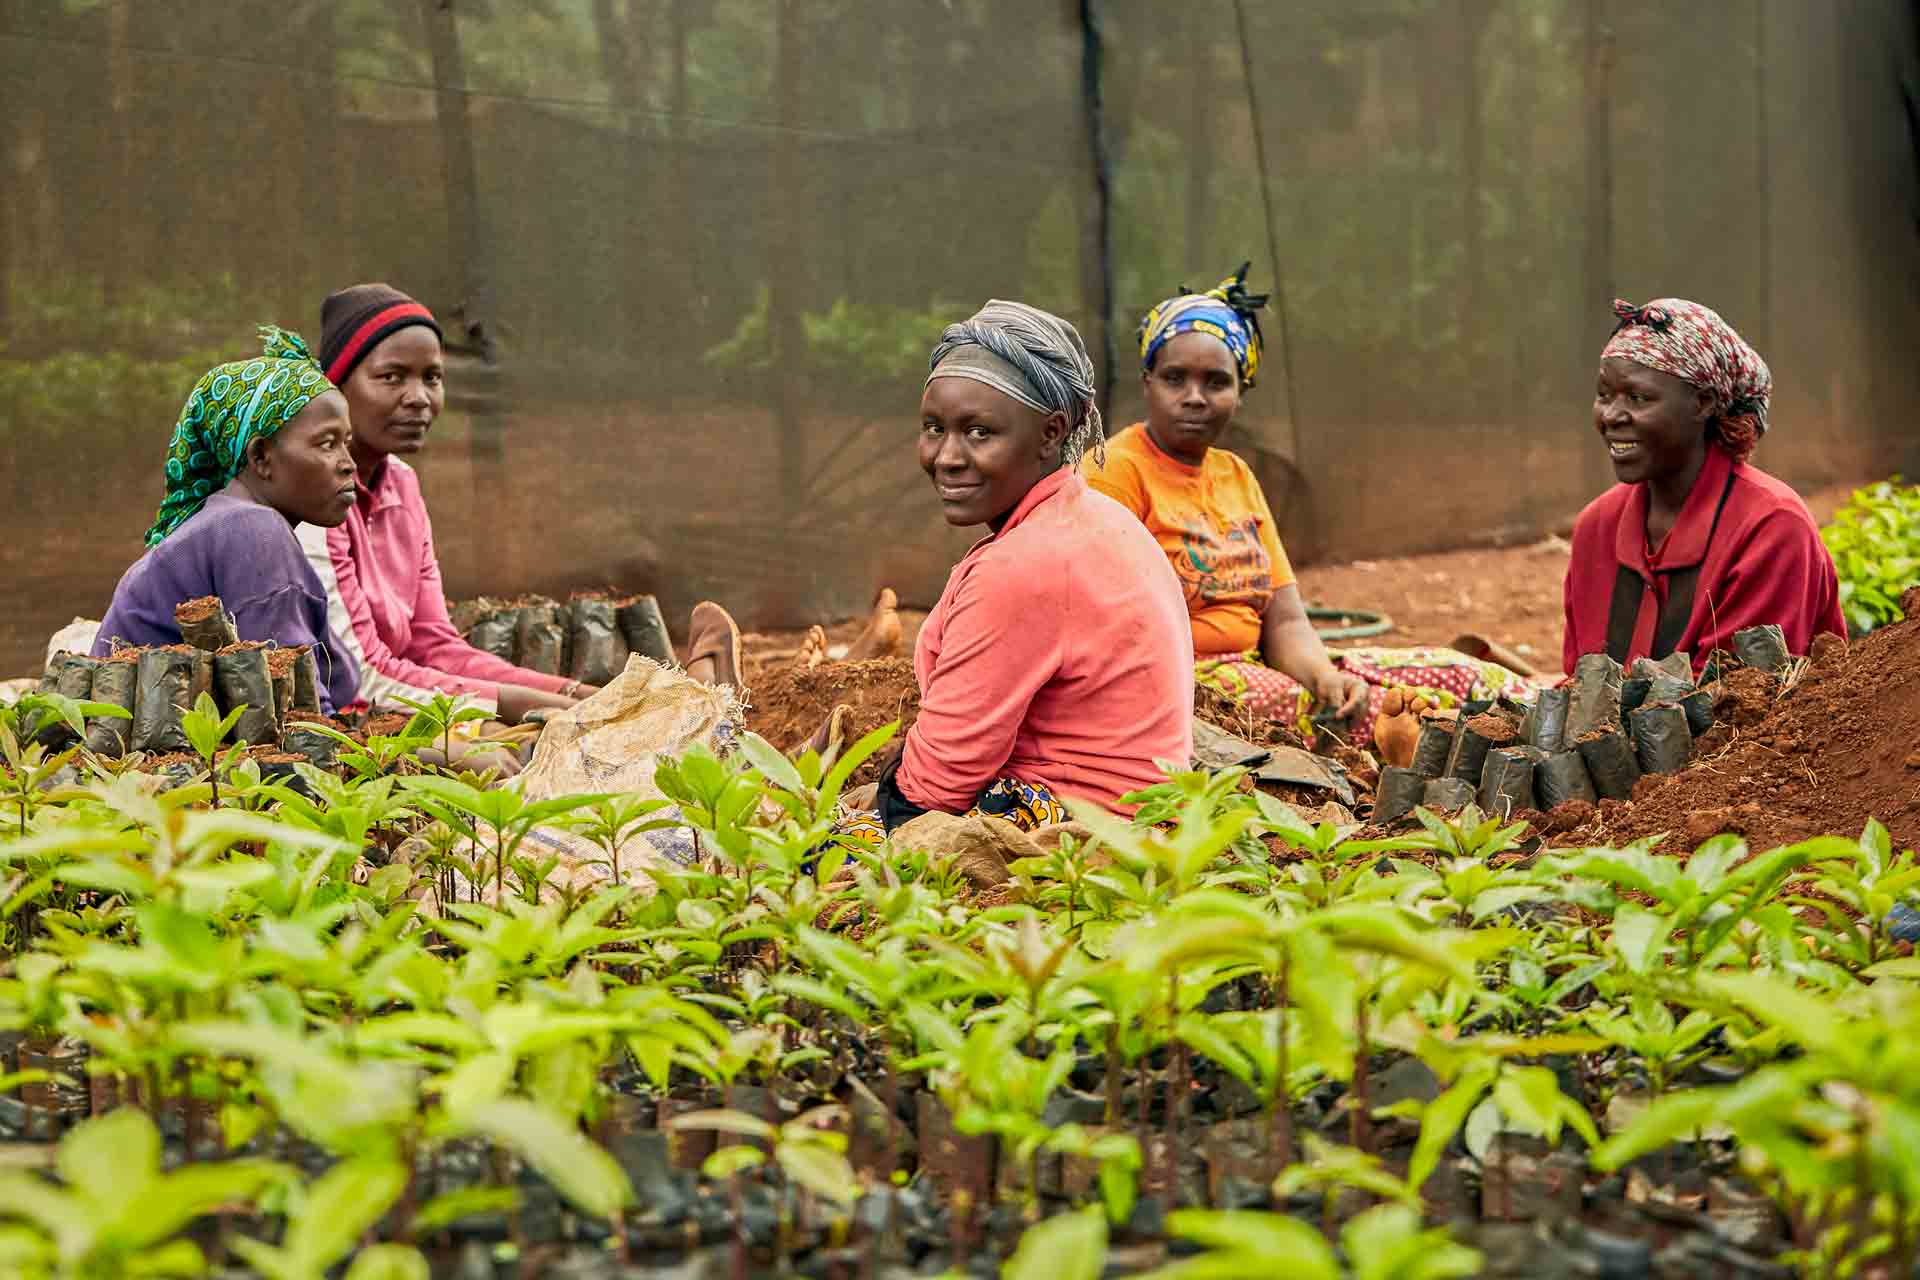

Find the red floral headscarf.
[{"left": 1601, "top": 298, "right": 1771, "bottom": 461}]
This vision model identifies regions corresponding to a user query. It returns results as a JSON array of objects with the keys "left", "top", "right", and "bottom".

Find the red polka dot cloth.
[{"left": 1196, "top": 646, "right": 1546, "bottom": 744}]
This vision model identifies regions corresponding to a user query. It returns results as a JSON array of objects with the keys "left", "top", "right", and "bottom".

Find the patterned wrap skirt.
[
  {"left": 1196, "top": 645, "right": 1546, "bottom": 743},
  {"left": 836, "top": 775, "right": 1067, "bottom": 844}
]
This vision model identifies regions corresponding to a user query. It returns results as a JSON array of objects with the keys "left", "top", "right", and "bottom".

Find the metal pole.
[{"left": 1079, "top": 0, "right": 1116, "bottom": 431}]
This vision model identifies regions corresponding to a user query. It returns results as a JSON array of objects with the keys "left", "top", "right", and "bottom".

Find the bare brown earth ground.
[{"left": 740, "top": 479, "right": 1867, "bottom": 681}]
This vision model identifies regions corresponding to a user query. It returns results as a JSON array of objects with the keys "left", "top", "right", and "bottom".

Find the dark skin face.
[
  {"left": 1593, "top": 356, "right": 1715, "bottom": 534},
  {"left": 1142, "top": 331, "right": 1242, "bottom": 466},
  {"left": 918, "top": 376, "right": 1069, "bottom": 531},
  {"left": 232, "top": 391, "right": 357, "bottom": 528},
  {"left": 343, "top": 326, "right": 445, "bottom": 477}
]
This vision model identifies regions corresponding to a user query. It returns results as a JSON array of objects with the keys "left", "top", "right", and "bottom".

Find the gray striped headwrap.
[{"left": 926, "top": 300, "right": 1105, "bottom": 466}]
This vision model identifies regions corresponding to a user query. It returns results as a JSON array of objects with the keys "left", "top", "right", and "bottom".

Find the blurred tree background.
[{"left": 1, "top": 0, "right": 1917, "bottom": 668}]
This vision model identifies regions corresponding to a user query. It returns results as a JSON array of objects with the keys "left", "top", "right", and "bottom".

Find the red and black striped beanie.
[{"left": 318, "top": 283, "right": 442, "bottom": 385}]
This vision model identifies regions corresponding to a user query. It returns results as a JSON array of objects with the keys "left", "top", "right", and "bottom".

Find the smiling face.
[
  {"left": 244, "top": 391, "right": 357, "bottom": 526},
  {"left": 1593, "top": 356, "right": 1713, "bottom": 488},
  {"left": 917, "top": 376, "right": 1068, "bottom": 530},
  {"left": 342, "top": 325, "right": 444, "bottom": 471},
  {"left": 1142, "top": 330, "right": 1241, "bottom": 466}
]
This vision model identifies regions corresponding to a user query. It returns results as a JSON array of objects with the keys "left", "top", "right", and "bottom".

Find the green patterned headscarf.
[{"left": 146, "top": 327, "right": 337, "bottom": 546}]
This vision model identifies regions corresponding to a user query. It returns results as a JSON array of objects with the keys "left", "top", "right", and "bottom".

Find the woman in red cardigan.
[{"left": 1562, "top": 297, "right": 1844, "bottom": 674}]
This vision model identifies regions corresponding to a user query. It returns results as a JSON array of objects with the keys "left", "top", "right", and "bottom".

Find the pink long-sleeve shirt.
[
  {"left": 298, "top": 458, "right": 573, "bottom": 715},
  {"left": 897, "top": 468, "right": 1195, "bottom": 815}
]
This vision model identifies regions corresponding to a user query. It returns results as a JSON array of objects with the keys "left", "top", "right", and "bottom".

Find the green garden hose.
[{"left": 1308, "top": 605, "right": 1393, "bottom": 642}]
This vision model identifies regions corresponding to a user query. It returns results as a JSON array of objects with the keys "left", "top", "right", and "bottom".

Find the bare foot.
[
  {"left": 844, "top": 588, "right": 902, "bottom": 662},
  {"left": 796, "top": 625, "right": 828, "bottom": 671},
  {"left": 686, "top": 601, "right": 743, "bottom": 693},
  {"left": 1372, "top": 686, "right": 1434, "bottom": 770}
]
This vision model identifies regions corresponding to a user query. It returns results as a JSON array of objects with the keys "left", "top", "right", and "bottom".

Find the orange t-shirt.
[{"left": 1081, "top": 422, "right": 1294, "bottom": 656}]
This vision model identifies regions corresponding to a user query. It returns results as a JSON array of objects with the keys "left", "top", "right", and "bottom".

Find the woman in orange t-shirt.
[{"left": 1084, "top": 266, "right": 1539, "bottom": 748}]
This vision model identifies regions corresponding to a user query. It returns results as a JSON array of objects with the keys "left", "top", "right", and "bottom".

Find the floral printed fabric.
[
  {"left": 1600, "top": 298, "right": 1771, "bottom": 452},
  {"left": 1082, "top": 424, "right": 1292, "bottom": 656},
  {"left": 1138, "top": 262, "right": 1268, "bottom": 386},
  {"left": 147, "top": 327, "right": 335, "bottom": 546},
  {"left": 1197, "top": 646, "right": 1546, "bottom": 744},
  {"left": 834, "top": 775, "right": 1067, "bottom": 847}
]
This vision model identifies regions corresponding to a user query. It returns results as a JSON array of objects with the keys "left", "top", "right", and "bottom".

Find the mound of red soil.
[
  {"left": 746, "top": 657, "right": 922, "bottom": 782},
  {"left": 1553, "top": 612, "right": 1920, "bottom": 854}
]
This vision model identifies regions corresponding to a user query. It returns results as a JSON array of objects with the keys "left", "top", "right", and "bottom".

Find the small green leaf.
[
  {"left": 1610, "top": 904, "right": 1672, "bottom": 974},
  {"left": 1866, "top": 957, "right": 1920, "bottom": 980},
  {"left": 1592, "top": 1088, "right": 1728, "bottom": 1170},
  {"left": 775, "top": 1141, "right": 859, "bottom": 1207},
  {"left": 702, "top": 1145, "right": 766, "bottom": 1179},
  {"left": 138, "top": 901, "right": 223, "bottom": 971},
  {"left": 114, "top": 1159, "right": 289, "bottom": 1253},
  {"left": 57, "top": 1107, "right": 159, "bottom": 1205},
  {"left": 458, "top": 1099, "right": 633, "bottom": 1218},
  {"left": 667, "top": 1108, "right": 778, "bottom": 1142},
  {"left": 409, "top": 1186, "right": 521, "bottom": 1236},
  {"left": 737, "top": 731, "right": 807, "bottom": 796},
  {"left": 1002, "top": 1204, "right": 1107, "bottom": 1280},
  {"left": 1150, "top": 1210, "right": 1338, "bottom": 1280},
  {"left": 343, "top": 1244, "right": 431, "bottom": 1280},
  {"left": 283, "top": 1157, "right": 408, "bottom": 1273},
  {"left": 1406, "top": 1065, "right": 1495, "bottom": 1192}
]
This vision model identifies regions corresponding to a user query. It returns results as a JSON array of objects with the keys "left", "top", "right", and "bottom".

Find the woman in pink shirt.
[
  {"left": 843, "top": 300, "right": 1194, "bottom": 837},
  {"left": 300, "top": 285, "right": 592, "bottom": 738}
]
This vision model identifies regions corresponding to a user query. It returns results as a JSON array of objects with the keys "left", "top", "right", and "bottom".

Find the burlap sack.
[
  {"left": 432, "top": 656, "right": 742, "bottom": 907},
  {"left": 891, "top": 811, "right": 1049, "bottom": 889}
]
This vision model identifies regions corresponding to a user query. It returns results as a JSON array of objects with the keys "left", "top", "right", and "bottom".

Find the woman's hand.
[
  {"left": 1312, "top": 669, "right": 1371, "bottom": 724},
  {"left": 415, "top": 738, "right": 524, "bottom": 780},
  {"left": 497, "top": 683, "right": 582, "bottom": 725},
  {"left": 1262, "top": 586, "right": 1369, "bottom": 731}
]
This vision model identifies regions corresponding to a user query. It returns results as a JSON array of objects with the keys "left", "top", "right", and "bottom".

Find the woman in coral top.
[
  {"left": 1562, "top": 298, "right": 1843, "bottom": 672},
  {"left": 842, "top": 299, "right": 1193, "bottom": 838},
  {"left": 1084, "top": 265, "right": 1534, "bottom": 749}
]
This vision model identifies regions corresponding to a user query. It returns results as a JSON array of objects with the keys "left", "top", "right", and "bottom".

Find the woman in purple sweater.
[{"left": 92, "top": 328, "right": 361, "bottom": 714}]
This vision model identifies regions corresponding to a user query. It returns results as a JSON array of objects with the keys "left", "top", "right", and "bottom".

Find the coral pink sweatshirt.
[
  {"left": 298, "top": 458, "right": 573, "bottom": 715},
  {"left": 897, "top": 468, "right": 1195, "bottom": 815}
]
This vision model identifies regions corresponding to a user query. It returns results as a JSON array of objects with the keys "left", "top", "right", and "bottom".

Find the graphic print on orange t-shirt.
[
  {"left": 1171, "top": 511, "right": 1273, "bottom": 613},
  {"left": 1081, "top": 423, "right": 1297, "bottom": 656}
]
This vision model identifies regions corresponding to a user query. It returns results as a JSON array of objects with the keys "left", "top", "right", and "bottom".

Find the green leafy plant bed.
[
  {"left": 2, "top": 676, "right": 1919, "bottom": 1279},
  {"left": 1821, "top": 476, "right": 1920, "bottom": 636}
]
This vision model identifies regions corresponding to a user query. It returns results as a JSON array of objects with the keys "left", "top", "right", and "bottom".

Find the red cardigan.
[{"left": 1562, "top": 445, "right": 1844, "bottom": 676}]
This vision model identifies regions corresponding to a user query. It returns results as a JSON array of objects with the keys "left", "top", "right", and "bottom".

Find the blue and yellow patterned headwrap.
[
  {"left": 146, "top": 327, "right": 337, "bottom": 547},
  {"left": 1138, "top": 262, "right": 1269, "bottom": 388}
]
